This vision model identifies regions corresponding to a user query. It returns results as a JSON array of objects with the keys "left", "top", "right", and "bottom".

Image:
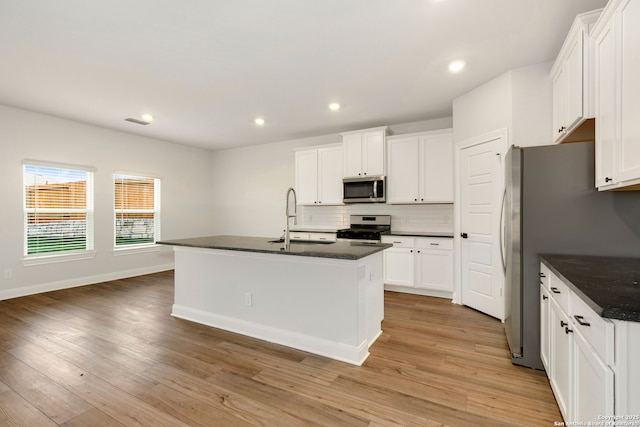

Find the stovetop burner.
[{"left": 336, "top": 215, "right": 391, "bottom": 242}]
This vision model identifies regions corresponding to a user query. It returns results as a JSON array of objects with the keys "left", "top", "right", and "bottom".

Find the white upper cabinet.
[
  {"left": 593, "top": 0, "right": 640, "bottom": 190},
  {"left": 387, "top": 129, "right": 453, "bottom": 204},
  {"left": 294, "top": 144, "right": 343, "bottom": 205},
  {"left": 341, "top": 126, "right": 388, "bottom": 178},
  {"left": 551, "top": 10, "right": 602, "bottom": 144}
]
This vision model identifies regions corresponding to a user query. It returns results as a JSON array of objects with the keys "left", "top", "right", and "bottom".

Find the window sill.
[
  {"left": 112, "top": 244, "right": 162, "bottom": 256},
  {"left": 23, "top": 251, "right": 97, "bottom": 266}
]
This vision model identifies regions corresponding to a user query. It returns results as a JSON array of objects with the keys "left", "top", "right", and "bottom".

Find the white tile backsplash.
[{"left": 299, "top": 204, "right": 453, "bottom": 233}]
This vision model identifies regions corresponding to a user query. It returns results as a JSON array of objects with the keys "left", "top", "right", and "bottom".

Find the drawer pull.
[
  {"left": 560, "top": 320, "right": 569, "bottom": 328},
  {"left": 430, "top": 243, "right": 440, "bottom": 246},
  {"left": 542, "top": 295, "right": 548, "bottom": 300},
  {"left": 540, "top": 273, "right": 546, "bottom": 278},
  {"left": 551, "top": 287, "right": 561, "bottom": 294},
  {"left": 565, "top": 326, "right": 573, "bottom": 334},
  {"left": 393, "top": 241, "right": 402, "bottom": 244},
  {"left": 574, "top": 315, "right": 591, "bottom": 327}
]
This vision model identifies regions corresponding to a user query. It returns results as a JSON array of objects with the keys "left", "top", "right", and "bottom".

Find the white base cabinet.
[
  {"left": 382, "top": 236, "right": 453, "bottom": 298},
  {"left": 540, "top": 261, "right": 639, "bottom": 423}
]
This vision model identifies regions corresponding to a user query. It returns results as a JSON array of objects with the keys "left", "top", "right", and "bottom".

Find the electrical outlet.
[
  {"left": 4, "top": 269, "right": 12, "bottom": 279},
  {"left": 244, "top": 292, "right": 252, "bottom": 306}
]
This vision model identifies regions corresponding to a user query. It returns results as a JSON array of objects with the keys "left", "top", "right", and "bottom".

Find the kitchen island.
[{"left": 157, "top": 235, "right": 392, "bottom": 365}]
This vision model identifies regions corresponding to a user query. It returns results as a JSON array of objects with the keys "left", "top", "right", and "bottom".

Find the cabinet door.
[
  {"left": 317, "top": 146, "right": 343, "bottom": 204},
  {"left": 295, "top": 149, "right": 319, "bottom": 205},
  {"left": 420, "top": 132, "right": 453, "bottom": 203},
  {"left": 565, "top": 29, "right": 585, "bottom": 131},
  {"left": 383, "top": 248, "right": 414, "bottom": 286},
  {"left": 552, "top": 66, "right": 568, "bottom": 143},
  {"left": 617, "top": 0, "right": 640, "bottom": 184},
  {"left": 343, "top": 134, "right": 362, "bottom": 177},
  {"left": 540, "top": 287, "right": 551, "bottom": 373},
  {"left": 387, "top": 136, "right": 420, "bottom": 203},
  {"left": 550, "top": 299, "right": 573, "bottom": 421},
  {"left": 362, "top": 131, "right": 385, "bottom": 176},
  {"left": 415, "top": 248, "right": 453, "bottom": 292},
  {"left": 595, "top": 19, "right": 616, "bottom": 188},
  {"left": 573, "top": 329, "right": 614, "bottom": 423}
]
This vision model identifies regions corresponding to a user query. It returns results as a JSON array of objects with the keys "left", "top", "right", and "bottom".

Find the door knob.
[{"left": 461, "top": 233, "right": 468, "bottom": 239}]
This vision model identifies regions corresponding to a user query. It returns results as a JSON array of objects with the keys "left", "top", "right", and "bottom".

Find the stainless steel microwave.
[{"left": 342, "top": 176, "right": 385, "bottom": 203}]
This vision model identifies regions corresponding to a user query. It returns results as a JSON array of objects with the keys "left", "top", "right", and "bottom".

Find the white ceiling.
[{"left": 0, "top": 0, "right": 608, "bottom": 151}]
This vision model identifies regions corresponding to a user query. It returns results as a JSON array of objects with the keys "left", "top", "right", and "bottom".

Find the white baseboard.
[
  {"left": 172, "top": 304, "right": 371, "bottom": 366},
  {"left": 384, "top": 284, "right": 453, "bottom": 300},
  {"left": 0, "top": 263, "right": 174, "bottom": 301}
]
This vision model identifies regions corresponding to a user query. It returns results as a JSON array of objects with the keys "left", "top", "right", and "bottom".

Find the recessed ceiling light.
[
  {"left": 141, "top": 114, "right": 154, "bottom": 123},
  {"left": 329, "top": 103, "right": 340, "bottom": 111},
  {"left": 448, "top": 60, "right": 466, "bottom": 73},
  {"left": 254, "top": 117, "right": 265, "bottom": 126}
]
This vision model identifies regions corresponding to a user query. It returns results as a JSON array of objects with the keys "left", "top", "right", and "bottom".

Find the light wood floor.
[{"left": 0, "top": 270, "right": 561, "bottom": 426}]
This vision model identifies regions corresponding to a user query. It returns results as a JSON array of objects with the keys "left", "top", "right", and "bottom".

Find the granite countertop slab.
[
  {"left": 388, "top": 231, "right": 454, "bottom": 238},
  {"left": 540, "top": 254, "right": 640, "bottom": 322},
  {"left": 157, "top": 235, "right": 391, "bottom": 260}
]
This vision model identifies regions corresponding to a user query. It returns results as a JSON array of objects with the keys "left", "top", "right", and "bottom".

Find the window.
[
  {"left": 23, "top": 162, "right": 94, "bottom": 257},
  {"left": 114, "top": 173, "right": 161, "bottom": 248}
]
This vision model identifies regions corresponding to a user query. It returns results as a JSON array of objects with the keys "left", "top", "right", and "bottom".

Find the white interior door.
[{"left": 460, "top": 137, "right": 504, "bottom": 320}]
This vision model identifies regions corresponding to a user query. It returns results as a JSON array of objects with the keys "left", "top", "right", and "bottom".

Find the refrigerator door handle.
[{"left": 499, "top": 188, "right": 507, "bottom": 273}]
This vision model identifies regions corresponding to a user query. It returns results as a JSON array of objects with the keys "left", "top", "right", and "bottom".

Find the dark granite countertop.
[
  {"left": 388, "top": 231, "right": 454, "bottom": 238},
  {"left": 157, "top": 235, "right": 392, "bottom": 260},
  {"left": 540, "top": 254, "right": 640, "bottom": 322}
]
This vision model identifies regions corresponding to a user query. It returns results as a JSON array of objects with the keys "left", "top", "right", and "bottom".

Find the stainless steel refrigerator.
[{"left": 503, "top": 141, "right": 640, "bottom": 370}]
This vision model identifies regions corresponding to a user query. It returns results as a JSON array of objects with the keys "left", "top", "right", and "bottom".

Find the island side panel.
[{"left": 171, "top": 246, "right": 383, "bottom": 365}]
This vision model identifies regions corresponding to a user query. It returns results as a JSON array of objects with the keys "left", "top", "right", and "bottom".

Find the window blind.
[
  {"left": 114, "top": 174, "right": 161, "bottom": 247},
  {"left": 23, "top": 164, "right": 94, "bottom": 256}
]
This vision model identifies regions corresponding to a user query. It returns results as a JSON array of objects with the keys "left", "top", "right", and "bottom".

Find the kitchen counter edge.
[
  {"left": 540, "top": 254, "right": 640, "bottom": 323},
  {"left": 157, "top": 235, "right": 392, "bottom": 261}
]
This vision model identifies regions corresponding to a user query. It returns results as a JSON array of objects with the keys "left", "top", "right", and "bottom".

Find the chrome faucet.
[{"left": 284, "top": 187, "right": 297, "bottom": 251}]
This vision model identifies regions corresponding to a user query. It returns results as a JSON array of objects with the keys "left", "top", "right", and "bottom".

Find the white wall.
[
  {"left": 0, "top": 104, "right": 214, "bottom": 298},
  {"left": 453, "top": 62, "right": 553, "bottom": 147},
  {"left": 452, "top": 72, "right": 513, "bottom": 145},
  {"left": 210, "top": 117, "right": 453, "bottom": 238},
  {"left": 511, "top": 62, "right": 553, "bottom": 147}
]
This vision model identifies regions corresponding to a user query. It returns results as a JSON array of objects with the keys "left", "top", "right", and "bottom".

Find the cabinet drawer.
[
  {"left": 308, "top": 232, "right": 336, "bottom": 242},
  {"left": 540, "top": 263, "right": 551, "bottom": 291},
  {"left": 570, "top": 292, "right": 614, "bottom": 365},
  {"left": 381, "top": 236, "right": 415, "bottom": 248},
  {"left": 548, "top": 272, "right": 570, "bottom": 314},
  {"left": 415, "top": 237, "right": 453, "bottom": 250},
  {"left": 289, "top": 232, "right": 309, "bottom": 241}
]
